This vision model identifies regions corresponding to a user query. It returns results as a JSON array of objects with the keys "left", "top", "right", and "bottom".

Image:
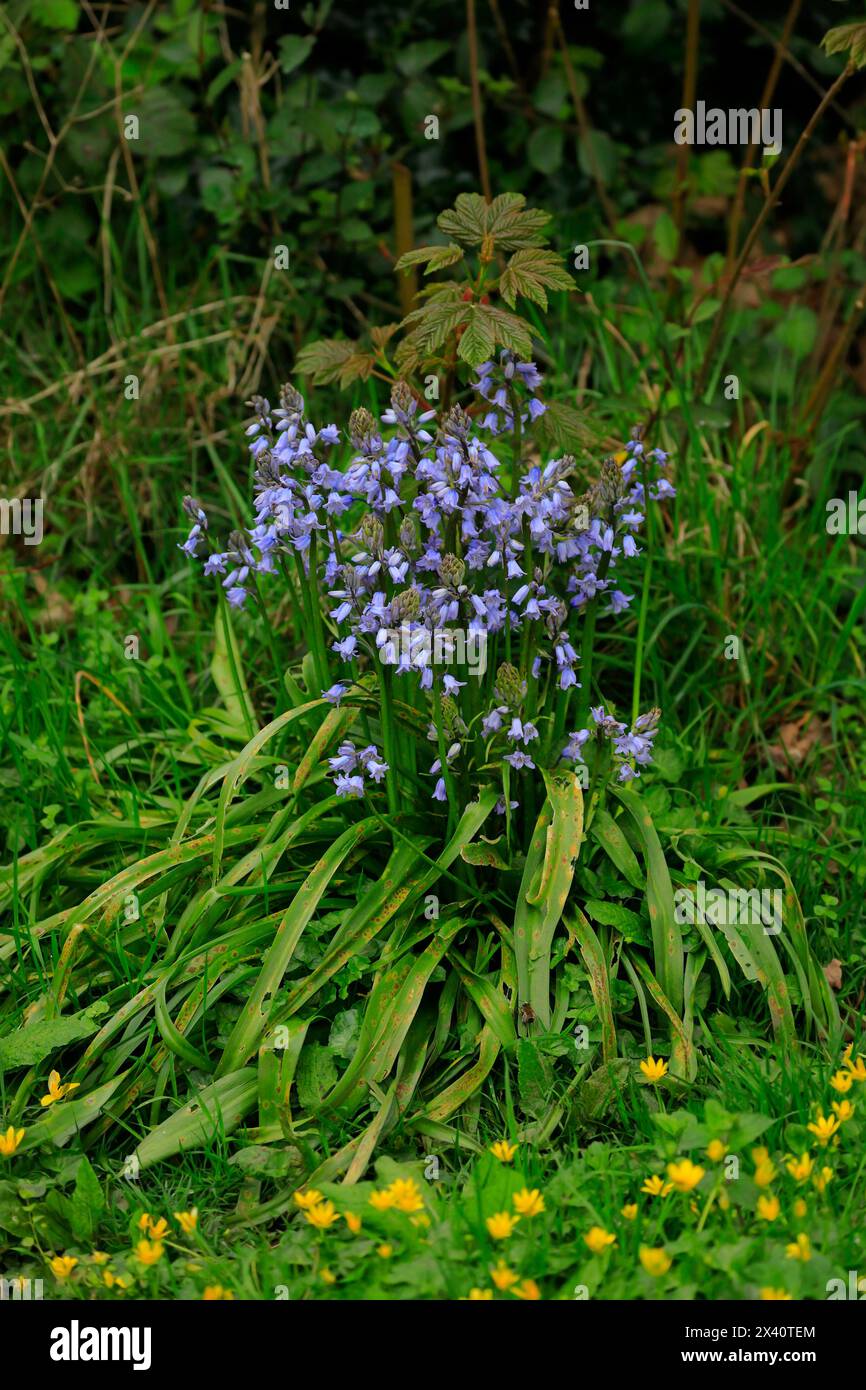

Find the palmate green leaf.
[
  {"left": 499, "top": 248, "right": 576, "bottom": 310},
  {"left": 436, "top": 191, "right": 551, "bottom": 251},
  {"left": 456, "top": 306, "right": 496, "bottom": 365},
  {"left": 395, "top": 243, "right": 464, "bottom": 274},
  {"left": 533, "top": 400, "right": 598, "bottom": 454},
  {"left": 821, "top": 23, "right": 866, "bottom": 68},
  {"left": 294, "top": 338, "right": 376, "bottom": 387}
]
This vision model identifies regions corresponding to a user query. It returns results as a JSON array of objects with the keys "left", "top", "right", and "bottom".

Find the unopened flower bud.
[{"left": 437, "top": 553, "right": 466, "bottom": 588}]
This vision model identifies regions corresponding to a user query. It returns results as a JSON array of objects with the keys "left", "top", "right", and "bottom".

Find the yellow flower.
[
  {"left": 410, "top": 1212, "right": 431, "bottom": 1229},
  {"left": 756, "top": 1194, "right": 780, "bottom": 1222},
  {"left": 843, "top": 1053, "right": 866, "bottom": 1082},
  {"left": 511, "top": 1279, "right": 541, "bottom": 1300},
  {"left": 807, "top": 1113, "right": 840, "bottom": 1145},
  {"left": 512, "top": 1188, "right": 545, "bottom": 1218},
  {"left": 134, "top": 1240, "right": 164, "bottom": 1266},
  {"left": 584, "top": 1226, "right": 616, "bottom": 1254},
  {"left": 830, "top": 1070, "right": 853, "bottom": 1093},
  {"left": 293, "top": 1188, "right": 324, "bottom": 1210},
  {"left": 344, "top": 1211, "right": 362, "bottom": 1233},
  {"left": 706, "top": 1139, "right": 727, "bottom": 1162},
  {"left": 145, "top": 1217, "right": 169, "bottom": 1240},
  {"left": 0, "top": 1126, "right": 25, "bottom": 1157},
  {"left": 320, "top": 1268, "right": 336, "bottom": 1286},
  {"left": 639, "top": 1246, "right": 672, "bottom": 1277},
  {"left": 172, "top": 1208, "right": 197, "bottom": 1234},
  {"left": 641, "top": 1174, "right": 673, "bottom": 1198},
  {"left": 621, "top": 1203, "right": 638, "bottom": 1221},
  {"left": 202, "top": 1285, "right": 234, "bottom": 1300},
  {"left": 369, "top": 1188, "right": 396, "bottom": 1211},
  {"left": 387, "top": 1177, "right": 424, "bottom": 1213},
  {"left": 89, "top": 1250, "right": 110, "bottom": 1265},
  {"left": 103, "top": 1270, "right": 132, "bottom": 1291},
  {"left": 717, "top": 1190, "right": 730, "bottom": 1211},
  {"left": 751, "top": 1146, "right": 770, "bottom": 1164},
  {"left": 136, "top": 1212, "right": 152, "bottom": 1232},
  {"left": 639, "top": 1056, "right": 668, "bottom": 1083},
  {"left": 793, "top": 1198, "right": 808, "bottom": 1220},
  {"left": 466, "top": 1287, "right": 494, "bottom": 1300},
  {"left": 831, "top": 1099, "right": 854, "bottom": 1123},
  {"left": 49, "top": 1255, "right": 78, "bottom": 1280},
  {"left": 486, "top": 1211, "right": 520, "bottom": 1239},
  {"left": 786, "top": 1153, "right": 813, "bottom": 1182},
  {"left": 490, "top": 1259, "right": 519, "bottom": 1291},
  {"left": 785, "top": 1233, "right": 811, "bottom": 1262},
  {"left": 754, "top": 1159, "right": 777, "bottom": 1188},
  {"left": 304, "top": 1200, "right": 340, "bottom": 1230},
  {"left": 667, "top": 1158, "right": 705, "bottom": 1193},
  {"left": 813, "top": 1166, "right": 833, "bottom": 1194},
  {"left": 761, "top": 1287, "right": 792, "bottom": 1301},
  {"left": 490, "top": 1139, "right": 519, "bottom": 1163},
  {"left": 40, "top": 1070, "right": 80, "bottom": 1107},
  {"left": 376, "top": 1244, "right": 393, "bottom": 1259}
]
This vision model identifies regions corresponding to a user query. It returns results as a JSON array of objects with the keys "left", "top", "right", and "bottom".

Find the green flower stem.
[
  {"left": 375, "top": 660, "right": 401, "bottom": 824},
  {"left": 431, "top": 684, "right": 458, "bottom": 838}
]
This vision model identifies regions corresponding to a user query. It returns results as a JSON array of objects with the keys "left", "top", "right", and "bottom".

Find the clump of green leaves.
[{"left": 296, "top": 192, "right": 576, "bottom": 386}]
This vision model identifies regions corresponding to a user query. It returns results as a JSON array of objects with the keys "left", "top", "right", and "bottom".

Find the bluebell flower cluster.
[
  {"left": 562, "top": 705, "right": 661, "bottom": 783},
  {"left": 179, "top": 360, "right": 674, "bottom": 803},
  {"left": 327, "top": 741, "right": 389, "bottom": 798}
]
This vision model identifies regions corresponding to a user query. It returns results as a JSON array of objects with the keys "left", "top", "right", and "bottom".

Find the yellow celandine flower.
[
  {"left": 344, "top": 1211, "right": 362, "bottom": 1234},
  {"left": 486, "top": 1211, "right": 520, "bottom": 1239},
  {"left": 753, "top": 1159, "right": 777, "bottom": 1188},
  {"left": 706, "top": 1139, "right": 727, "bottom": 1162},
  {"left": 174, "top": 1208, "right": 198, "bottom": 1234},
  {"left": 89, "top": 1251, "right": 110, "bottom": 1265},
  {"left": 639, "top": 1246, "right": 672, "bottom": 1277},
  {"left": 621, "top": 1203, "right": 638, "bottom": 1221},
  {"left": 376, "top": 1244, "right": 393, "bottom": 1259},
  {"left": 717, "top": 1191, "right": 730, "bottom": 1211},
  {"left": 303, "top": 1200, "right": 340, "bottom": 1230},
  {"left": 761, "top": 1288, "right": 792, "bottom": 1301},
  {"left": 512, "top": 1188, "right": 545, "bottom": 1218},
  {"left": 40, "top": 1070, "right": 80, "bottom": 1107},
  {"left": 490, "top": 1260, "right": 519, "bottom": 1291},
  {"left": 387, "top": 1178, "right": 424, "bottom": 1213},
  {"left": 145, "top": 1217, "right": 169, "bottom": 1240},
  {"left": 293, "top": 1188, "right": 324, "bottom": 1211},
  {"left": 830, "top": 1070, "right": 853, "bottom": 1093},
  {"left": 786, "top": 1153, "right": 813, "bottom": 1182},
  {"left": 641, "top": 1174, "right": 673, "bottom": 1198},
  {"left": 639, "top": 1056, "right": 668, "bottom": 1083},
  {"left": 410, "top": 1212, "right": 431, "bottom": 1229},
  {"left": 752, "top": 1146, "right": 770, "bottom": 1164},
  {"left": 136, "top": 1212, "right": 152, "bottom": 1232},
  {"left": 0, "top": 1126, "right": 25, "bottom": 1157},
  {"left": 807, "top": 1113, "right": 840, "bottom": 1145},
  {"left": 831, "top": 1099, "right": 854, "bottom": 1123},
  {"left": 813, "top": 1166, "right": 833, "bottom": 1194},
  {"left": 667, "top": 1159, "right": 705, "bottom": 1193},
  {"left": 202, "top": 1285, "right": 234, "bottom": 1300},
  {"left": 490, "top": 1139, "right": 519, "bottom": 1163},
  {"left": 134, "top": 1240, "right": 164, "bottom": 1266},
  {"left": 584, "top": 1226, "right": 616, "bottom": 1254},
  {"left": 793, "top": 1199, "right": 808, "bottom": 1220},
  {"left": 466, "top": 1288, "right": 494, "bottom": 1300},
  {"left": 320, "top": 1268, "right": 336, "bottom": 1285},
  {"left": 785, "top": 1233, "right": 811, "bottom": 1262},
  {"left": 49, "top": 1255, "right": 78, "bottom": 1280},
  {"left": 841, "top": 1048, "right": 866, "bottom": 1082},
  {"left": 369, "top": 1188, "right": 396, "bottom": 1211},
  {"left": 511, "top": 1279, "right": 541, "bottom": 1301},
  {"left": 103, "top": 1270, "right": 132, "bottom": 1291},
  {"left": 756, "top": 1194, "right": 780, "bottom": 1222}
]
